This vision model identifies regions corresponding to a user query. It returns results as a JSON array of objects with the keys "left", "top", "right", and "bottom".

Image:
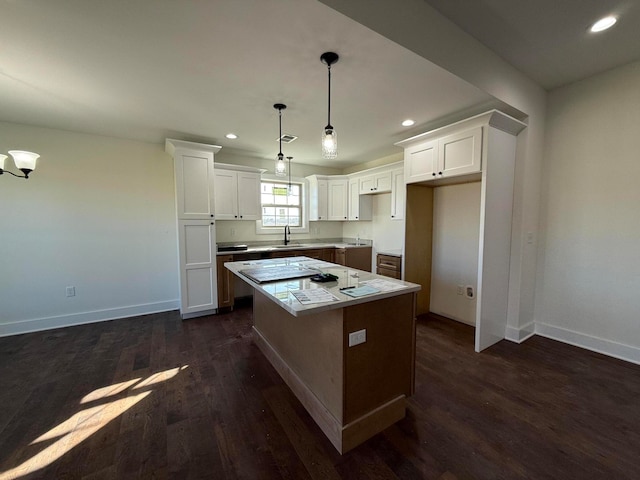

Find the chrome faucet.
[{"left": 284, "top": 225, "right": 291, "bottom": 245}]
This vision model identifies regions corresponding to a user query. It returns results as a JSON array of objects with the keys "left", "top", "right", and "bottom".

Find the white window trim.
[{"left": 255, "top": 174, "right": 309, "bottom": 235}]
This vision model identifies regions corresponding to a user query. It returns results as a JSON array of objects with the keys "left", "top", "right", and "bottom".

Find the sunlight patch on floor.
[{"left": 0, "top": 365, "right": 189, "bottom": 480}]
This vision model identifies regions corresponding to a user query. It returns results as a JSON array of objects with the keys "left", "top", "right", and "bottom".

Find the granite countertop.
[
  {"left": 217, "top": 238, "right": 372, "bottom": 255},
  {"left": 224, "top": 256, "right": 420, "bottom": 317}
]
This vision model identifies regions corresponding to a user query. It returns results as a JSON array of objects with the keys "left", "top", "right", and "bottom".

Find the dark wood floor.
[{"left": 2, "top": 302, "right": 639, "bottom": 480}]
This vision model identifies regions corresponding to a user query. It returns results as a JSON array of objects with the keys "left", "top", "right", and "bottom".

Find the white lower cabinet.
[{"left": 177, "top": 220, "right": 218, "bottom": 316}]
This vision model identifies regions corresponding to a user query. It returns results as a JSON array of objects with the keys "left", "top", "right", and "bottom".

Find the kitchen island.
[{"left": 225, "top": 256, "right": 421, "bottom": 454}]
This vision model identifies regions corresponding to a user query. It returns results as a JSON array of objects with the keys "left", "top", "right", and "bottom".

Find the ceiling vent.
[{"left": 277, "top": 134, "right": 298, "bottom": 144}]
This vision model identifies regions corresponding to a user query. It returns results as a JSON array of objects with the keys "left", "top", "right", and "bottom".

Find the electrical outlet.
[
  {"left": 348, "top": 329, "right": 366, "bottom": 347},
  {"left": 230, "top": 228, "right": 236, "bottom": 238},
  {"left": 465, "top": 285, "right": 474, "bottom": 299},
  {"left": 457, "top": 285, "right": 464, "bottom": 295},
  {"left": 66, "top": 286, "right": 76, "bottom": 297}
]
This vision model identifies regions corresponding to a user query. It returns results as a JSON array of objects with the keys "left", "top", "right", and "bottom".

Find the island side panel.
[
  {"left": 342, "top": 292, "right": 416, "bottom": 424},
  {"left": 252, "top": 290, "right": 344, "bottom": 423}
]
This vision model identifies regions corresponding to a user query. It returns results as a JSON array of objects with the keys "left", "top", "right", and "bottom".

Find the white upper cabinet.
[
  {"left": 214, "top": 167, "right": 261, "bottom": 220},
  {"left": 404, "top": 140, "right": 437, "bottom": 184},
  {"left": 172, "top": 147, "right": 216, "bottom": 220},
  {"left": 307, "top": 175, "right": 348, "bottom": 221},
  {"left": 438, "top": 126, "right": 482, "bottom": 178},
  {"left": 348, "top": 178, "right": 372, "bottom": 221},
  {"left": 400, "top": 125, "right": 483, "bottom": 185},
  {"left": 328, "top": 178, "right": 349, "bottom": 220},
  {"left": 360, "top": 170, "right": 392, "bottom": 194},
  {"left": 307, "top": 175, "right": 328, "bottom": 221},
  {"left": 390, "top": 169, "right": 405, "bottom": 220}
]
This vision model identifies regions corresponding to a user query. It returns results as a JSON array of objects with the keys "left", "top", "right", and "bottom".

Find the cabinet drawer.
[
  {"left": 377, "top": 266, "right": 401, "bottom": 279},
  {"left": 376, "top": 254, "right": 401, "bottom": 270}
]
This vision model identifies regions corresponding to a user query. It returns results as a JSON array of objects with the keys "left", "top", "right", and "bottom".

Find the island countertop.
[{"left": 224, "top": 256, "right": 421, "bottom": 317}]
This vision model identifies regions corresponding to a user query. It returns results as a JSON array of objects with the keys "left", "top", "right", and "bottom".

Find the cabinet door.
[
  {"left": 348, "top": 178, "right": 372, "bottom": 221},
  {"left": 358, "top": 172, "right": 391, "bottom": 194},
  {"left": 213, "top": 169, "right": 238, "bottom": 220},
  {"left": 345, "top": 247, "right": 372, "bottom": 272},
  {"left": 374, "top": 171, "right": 392, "bottom": 193},
  {"left": 437, "top": 126, "right": 482, "bottom": 177},
  {"left": 175, "top": 150, "right": 215, "bottom": 219},
  {"left": 178, "top": 220, "right": 217, "bottom": 315},
  {"left": 390, "top": 169, "right": 405, "bottom": 220},
  {"left": 237, "top": 172, "right": 261, "bottom": 220},
  {"left": 328, "top": 179, "right": 348, "bottom": 220},
  {"left": 348, "top": 178, "right": 361, "bottom": 220},
  {"left": 404, "top": 140, "right": 437, "bottom": 184},
  {"left": 359, "top": 175, "right": 376, "bottom": 194},
  {"left": 317, "top": 179, "right": 328, "bottom": 220},
  {"left": 216, "top": 255, "right": 235, "bottom": 309},
  {"left": 334, "top": 248, "right": 346, "bottom": 266}
]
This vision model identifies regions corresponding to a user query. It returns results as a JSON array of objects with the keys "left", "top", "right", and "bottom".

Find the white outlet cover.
[{"left": 348, "top": 329, "right": 366, "bottom": 347}]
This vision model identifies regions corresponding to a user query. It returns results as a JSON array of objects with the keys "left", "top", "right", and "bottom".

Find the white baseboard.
[
  {"left": 505, "top": 321, "right": 535, "bottom": 343},
  {"left": 535, "top": 321, "right": 640, "bottom": 366},
  {"left": 0, "top": 300, "right": 180, "bottom": 337}
]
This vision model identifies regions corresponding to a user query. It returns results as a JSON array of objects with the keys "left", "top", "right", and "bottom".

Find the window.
[{"left": 260, "top": 180, "right": 302, "bottom": 228}]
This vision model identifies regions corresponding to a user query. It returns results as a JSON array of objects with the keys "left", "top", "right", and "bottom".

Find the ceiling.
[
  {"left": 1, "top": 1, "right": 637, "bottom": 169},
  {"left": 421, "top": 0, "right": 640, "bottom": 90}
]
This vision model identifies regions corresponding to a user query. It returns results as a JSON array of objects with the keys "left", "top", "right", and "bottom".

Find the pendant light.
[
  {"left": 274, "top": 103, "right": 287, "bottom": 177},
  {"left": 320, "top": 52, "right": 339, "bottom": 159}
]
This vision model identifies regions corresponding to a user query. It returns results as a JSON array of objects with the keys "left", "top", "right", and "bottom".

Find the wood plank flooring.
[{"left": 1, "top": 303, "right": 639, "bottom": 479}]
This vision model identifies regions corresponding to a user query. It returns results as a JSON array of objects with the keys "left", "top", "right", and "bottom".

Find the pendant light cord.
[
  {"left": 327, "top": 65, "right": 332, "bottom": 127},
  {"left": 278, "top": 107, "right": 283, "bottom": 156}
]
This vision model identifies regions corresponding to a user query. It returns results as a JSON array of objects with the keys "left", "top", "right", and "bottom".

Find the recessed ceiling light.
[
  {"left": 225, "top": 133, "right": 238, "bottom": 139},
  {"left": 590, "top": 16, "right": 617, "bottom": 33},
  {"left": 402, "top": 119, "right": 415, "bottom": 127}
]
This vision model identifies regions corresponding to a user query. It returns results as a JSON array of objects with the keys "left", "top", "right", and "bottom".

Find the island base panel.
[
  {"left": 251, "top": 289, "right": 416, "bottom": 454},
  {"left": 253, "top": 326, "right": 408, "bottom": 454}
]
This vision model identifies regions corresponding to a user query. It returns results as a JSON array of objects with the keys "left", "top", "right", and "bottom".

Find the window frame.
[{"left": 255, "top": 174, "right": 309, "bottom": 235}]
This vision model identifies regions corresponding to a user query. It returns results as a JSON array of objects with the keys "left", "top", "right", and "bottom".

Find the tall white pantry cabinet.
[{"left": 165, "top": 139, "right": 222, "bottom": 319}]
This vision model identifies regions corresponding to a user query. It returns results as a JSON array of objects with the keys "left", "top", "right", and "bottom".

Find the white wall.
[
  {"left": 430, "top": 183, "right": 481, "bottom": 325},
  {"left": 0, "top": 122, "right": 178, "bottom": 336},
  {"left": 535, "top": 60, "right": 640, "bottom": 363}
]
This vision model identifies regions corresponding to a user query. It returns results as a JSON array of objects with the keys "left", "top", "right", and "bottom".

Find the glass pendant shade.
[
  {"left": 320, "top": 52, "right": 339, "bottom": 159},
  {"left": 0, "top": 154, "right": 7, "bottom": 171},
  {"left": 9, "top": 150, "right": 39, "bottom": 172},
  {"left": 273, "top": 103, "right": 287, "bottom": 176},
  {"left": 322, "top": 127, "right": 337, "bottom": 159},
  {"left": 275, "top": 153, "right": 286, "bottom": 177}
]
